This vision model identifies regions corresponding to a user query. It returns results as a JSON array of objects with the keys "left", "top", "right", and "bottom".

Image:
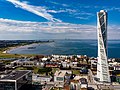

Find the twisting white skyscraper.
[{"left": 97, "top": 10, "right": 111, "bottom": 83}]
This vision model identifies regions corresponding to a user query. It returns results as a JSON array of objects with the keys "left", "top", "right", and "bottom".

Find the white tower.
[{"left": 97, "top": 10, "right": 111, "bottom": 83}]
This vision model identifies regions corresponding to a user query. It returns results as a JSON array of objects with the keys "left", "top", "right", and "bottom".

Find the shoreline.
[
  {"left": 5, "top": 41, "right": 55, "bottom": 54},
  {"left": 0, "top": 46, "right": 37, "bottom": 58},
  {"left": 2, "top": 43, "right": 40, "bottom": 54},
  {"left": 2, "top": 45, "right": 24, "bottom": 54}
]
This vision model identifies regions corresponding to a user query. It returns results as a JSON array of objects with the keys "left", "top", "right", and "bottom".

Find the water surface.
[{"left": 8, "top": 39, "right": 120, "bottom": 58}]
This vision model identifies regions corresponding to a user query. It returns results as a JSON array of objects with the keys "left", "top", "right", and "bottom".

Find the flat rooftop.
[
  {"left": 0, "top": 70, "right": 31, "bottom": 81},
  {"left": 54, "top": 70, "right": 66, "bottom": 77}
]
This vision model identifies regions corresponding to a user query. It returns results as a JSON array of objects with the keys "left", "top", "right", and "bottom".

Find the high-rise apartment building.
[{"left": 97, "top": 10, "right": 111, "bottom": 83}]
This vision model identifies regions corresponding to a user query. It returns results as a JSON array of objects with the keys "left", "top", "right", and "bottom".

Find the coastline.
[
  {"left": 0, "top": 41, "right": 55, "bottom": 58},
  {"left": 0, "top": 43, "right": 39, "bottom": 58},
  {"left": 2, "top": 45, "right": 24, "bottom": 54},
  {"left": 5, "top": 41, "right": 55, "bottom": 54},
  {"left": 1, "top": 42, "right": 40, "bottom": 54},
  {"left": 1, "top": 39, "right": 120, "bottom": 58}
]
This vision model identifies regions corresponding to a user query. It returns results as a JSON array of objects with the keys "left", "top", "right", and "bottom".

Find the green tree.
[{"left": 38, "top": 68, "right": 52, "bottom": 74}]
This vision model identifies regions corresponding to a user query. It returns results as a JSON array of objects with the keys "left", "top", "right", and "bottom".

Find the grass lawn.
[
  {"left": 16, "top": 67, "right": 27, "bottom": 70},
  {"left": 0, "top": 45, "right": 37, "bottom": 58},
  {"left": 0, "top": 53, "right": 36, "bottom": 58},
  {"left": 72, "top": 70, "right": 80, "bottom": 75},
  {"left": 50, "top": 87, "right": 62, "bottom": 90},
  {"left": 52, "top": 68, "right": 60, "bottom": 73},
  {"left": 15, "top": 66, "right": 40, "bottom": 74},
  {"left": 33, "top": 67, "right": 39, "bottom": 74}
]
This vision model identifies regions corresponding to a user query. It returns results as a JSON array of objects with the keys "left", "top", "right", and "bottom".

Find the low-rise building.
[
  {"left": 61, "top": 62, "right": 70, "bottom": 68},
  {"left": 70, "top": 80, "right": 80, "bottom": 90},
  {"left": 41, "top": 58, "right": 48, "bottom": 61},
  {"left": 45, "top": 62, "right": 59, "bottom": 68},
  {"left": 70, "top": 62, "right": 78, "bottom": 67},
  {"left": 54, "top": 70, "right": 66, "bottom": 83},
  {"left": 10, "top": 60, "right": 40, "bottom": 67},
  {"left": 0, "top": 70, "right": 32, "bottom": 90},
  {"left": 79, "top": 78, "right": 88, "bottom": 89},
  {"left": 0, "top": 62, "right": 5, "bottom": 71},
  {"left": 114, "top": 66, "right": 120, "bottom": 70},
  {"left": 32, "top": 74, "right": 52, "bottom": 84},
  {"left": 54, "top": 70, "right": 66, "bottom": 87}
]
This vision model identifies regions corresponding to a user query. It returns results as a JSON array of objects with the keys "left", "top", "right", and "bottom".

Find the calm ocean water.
[{"left": 8, "top": 39, "right": 120, "bottom": 58}]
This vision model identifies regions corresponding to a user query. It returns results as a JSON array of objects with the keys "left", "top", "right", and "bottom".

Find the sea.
[{"left": 8, "top": 39, "right": 120, "bottom": 58}]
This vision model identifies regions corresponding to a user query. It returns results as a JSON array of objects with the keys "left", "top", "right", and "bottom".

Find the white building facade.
[{"left": 97, "top": 10, "right": 111, "bottom": 82}]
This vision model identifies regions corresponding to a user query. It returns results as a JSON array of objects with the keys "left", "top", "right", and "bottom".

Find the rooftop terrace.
[{"left": 0, "top": 70, "right": 31, "bottom": 81}]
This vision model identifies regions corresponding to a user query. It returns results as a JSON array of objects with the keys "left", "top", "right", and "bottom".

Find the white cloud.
[
  {"left": 106, "top": 7, "right": 120, "bottom": 12},
  {"left": 75, "top": 17, "right": 89, "bottom": 20},
  {"left": 47, "top": 10, "right": 58, "bottom": 13},
  {"left": 90, "top": 6, "right": 120, "bottom": 12},
  {"left": 0, "top": 18, "right": 96, "bottom": 37},
  {"left": 6, "top": 0, "right": 61, "bottom": 22},
  {"left": 0, "top": 18, "right": 119, "bottom": 39},
  {"left": 47, "top": 9, "right": 75, "bottom": 14},
  {"left": 6, "top": 0, "right": 94, "bottom": 21},
  {"left": 47, "top": 8, "right": 94, "bottom": 20},
  {"left": 49, "top": 1, "right": 69, "bottom": 7}
]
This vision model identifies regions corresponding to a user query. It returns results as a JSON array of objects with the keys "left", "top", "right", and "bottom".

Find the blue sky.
[{"left": 0, "top": 0, "right": 120, "bottom": 40}]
